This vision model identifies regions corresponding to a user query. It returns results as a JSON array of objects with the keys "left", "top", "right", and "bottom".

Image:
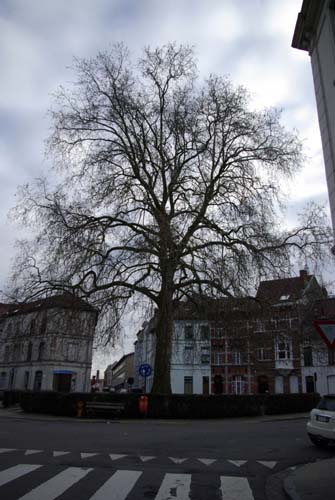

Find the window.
[
  {"left": 232, "top": 351, "right": 241, "bottom": 365},
  {"left": 303, "top": 346, "right": 313, "bottom": 366},
  {"left": 13, "top": 343, "right": 21, "bottom": 362},
  {"left": 276, "top": 341, "right": 291, "bottom": 360},
  {"left": 212, "top": 349, "right": 225, "bottom": 365},
  {"left": 24, "top": 371, "right": 30, "bottom": 390},
  {"left": 38, "top": 342, "right": 45, "bottom": 361},
  {"left": 305, "top": 375, "right": 315, "bottom": 393},
  {"left": 200, "top": 325, "right": 209, "bottom": 340},
  {"left": 202, "top": 376, "right": 209, "bottom": 395},
  {"left": 184, "top": 325, "right": 193, "bottom": 340},
  {"left": 257, "top": 348, "right": 272, "bottom": 361},
  {"left": 328, "top": 349, "right": 335, "bottom": 366},
  {"left": 30, "top": 319, "right": 36, "bottom": 335},
  {"left": 27, "top": 342, "right": 33, "bottom": 361},
  {"left": 33, "top": 371, "right": 43, "bottom": 391},
  {"left": 184, "top": 376, "right": 193, "bottom": 394},
  {"left": 201, "top": 347, "right": 210, "bottom": 364},
  {"left": 0, "top": 372, "right": 7, "bottom": 390},
  {"left": 183, "top": 345, "right": 194, "bottom": 364},
  {"left": 4, "top": 345, "right": 10, "bottom": 362},
  {"left": 231, "top": 375, "right": 245, "bottom": 395},
  {"left": 67, "top": 343, "right": 78, "bottom": 360},
  {"left": 213, "top": 328, "right": 223, "bottom": 339}
]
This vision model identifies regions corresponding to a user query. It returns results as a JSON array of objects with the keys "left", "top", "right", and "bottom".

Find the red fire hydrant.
[{"left": 139, "top": 395, "right": 148, "bottom": 417}]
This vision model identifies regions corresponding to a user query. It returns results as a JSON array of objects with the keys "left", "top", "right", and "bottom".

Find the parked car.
[{"left": 307, "top": 394, "right": 335, "bottom": 447}]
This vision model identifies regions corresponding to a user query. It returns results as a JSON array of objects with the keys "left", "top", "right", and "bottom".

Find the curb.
[{"left": 284, "top": 473, "right": 302, "bottom": 500}]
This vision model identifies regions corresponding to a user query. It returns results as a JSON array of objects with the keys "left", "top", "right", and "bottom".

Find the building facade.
[
  {"left": 134, "top": 271, "right": 335, "bottom": 396},
  {"left": 292, "top": 0, "right": 335, "bottom": 229},
  {"left": 104, "top": 352, "right": 134, "bottom": 391},
  {"left": 0, "top": 296, "right": 97, "bottom": 393}
]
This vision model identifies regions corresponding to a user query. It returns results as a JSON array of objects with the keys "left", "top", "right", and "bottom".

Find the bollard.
[
  {"left": 76, "top": 400, "right": 84, "bottom": 418},
  {"left": 139, "top": 395, "right": 149, "bottom": 417}
]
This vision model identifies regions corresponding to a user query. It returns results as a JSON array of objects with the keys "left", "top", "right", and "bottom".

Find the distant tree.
[{"left": 9, "top": 44, "right": 331, "bottom": 393}]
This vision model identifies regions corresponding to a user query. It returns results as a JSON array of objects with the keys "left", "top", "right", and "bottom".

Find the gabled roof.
[
  {"left": 256, "top": 271, "right": 312, "bottom": 304},
  {"left": 312, "top": 297, "right": 335, "bottom": 318},
  {"left": 0, "top": 295, "right": 96, "bottom": 318}
]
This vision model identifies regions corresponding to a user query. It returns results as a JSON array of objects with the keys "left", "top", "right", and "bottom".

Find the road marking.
[
  {"left": 139, "top": 455, "right": 155, "bottom": 462},
  {"left": 89, "top": 470, "right": 142, "bottom": 500},
  {"left": 25, "top": 450, "right": 42, "bottom": 456},
  {"left": 228, "top": 460, "right": 247, "bottom": 467},
  {"left": 169, "top": 457, "right": 188, "bottom": 464},
  {"left": 0, "top": 464, "right": 42, "bottom": 487},
  {"left": 154, "top": 473, "right": 191, "bottom": 500},
  {"left": 220, "top": 476, "right": 254, "bottom": 500},
  {"left": 197, "top": 458, "right": 216, "bottom": 466},
  {"left": 80, "top": 453, "right": 98, "bottom": 459},
  {"left": 17, "top": 466, "right": 93, "bottom": 500},
  {"left": 257, "top": 460, "right": 277, "bottom": 469},
  {"left": 109, "top": 453, "right": 126, "bottom": 461},
  {"left": 0, "top": 448, "right": 16, "bottom": 454},
  {"left": 52, "top": 451, "right": 70, "bottom": 457}
]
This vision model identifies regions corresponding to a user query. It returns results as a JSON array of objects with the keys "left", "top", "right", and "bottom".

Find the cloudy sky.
[{"left": 0, "top": 0, "right": 332, "bottom": 370}]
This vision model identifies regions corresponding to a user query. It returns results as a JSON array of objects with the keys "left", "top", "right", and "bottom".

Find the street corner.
[{"left": 283, "top": 458, "right": 335, "bottom": 500}]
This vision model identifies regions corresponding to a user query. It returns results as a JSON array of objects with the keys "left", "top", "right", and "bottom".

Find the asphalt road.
[{"left": 0, "top": 414, "right": 334, "bottom": 499}]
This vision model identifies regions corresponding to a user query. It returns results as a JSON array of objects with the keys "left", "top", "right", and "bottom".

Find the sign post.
[
  {"left": 314, "top": 320, "right": 335, "bottom": 349},
  {"left": 138, "top": 363, "right": 152, "bottom": 393}
]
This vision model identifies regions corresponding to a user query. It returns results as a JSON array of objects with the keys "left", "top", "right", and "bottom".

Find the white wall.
[{"left": 310, "top": 3, "right": 335, "bottom": 227}]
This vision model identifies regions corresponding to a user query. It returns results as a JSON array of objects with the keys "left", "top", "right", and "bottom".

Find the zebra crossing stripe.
[
  {"left": 52, "top": 451, "right": 70, "bottom": 457},
  {"left": 169, "top": 457, "right": 188, "bottom": 464},
  {"left": 197, "top": 458, "right": 216, "bottom": 466},
  {"left": 220, "top": 476, "right": 254, "bottom": 500},
  {"left": 257, "top": 460, "right": 277, "bottom": 469},
  {"left": 25, "top": 450, "right": 42, "bottom": 456},
  {"left": 80, "top": 453, "right": 98, "bottom": 459},
  {"left": 0, "top": 448, "right": 16, "bottom": 454},
  {"left": 89, "top": 470, "right": 142, "bottom": 500},
  {"left": 139, "top": 456, "right": 155, "bottom": 462},
  {"left": 228, "top": 460, "right": 247, "bottom": 467},
  {"left": 109, "top": 454, "right": 127, "bottom": 461},
  {"left": 154, "top": 473, "right": 191, "bottom": 500},
  {"left": 0, "top": 464, "right": 42, "bottom": 487},
  {"left": 17, "top": 466, "right": 93, "bottom": 500}
]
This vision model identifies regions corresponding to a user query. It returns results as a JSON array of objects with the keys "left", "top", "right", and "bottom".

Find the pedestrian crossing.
[
  {"left": 0, "top": 463, "right": 258, "bottom": 499},
  {"left": 0, "top": 448, "right": 277, "bottom": 469}
]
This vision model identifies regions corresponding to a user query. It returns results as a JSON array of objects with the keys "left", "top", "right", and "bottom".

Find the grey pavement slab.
[{"left": 284, "top": 458, "right": 335, "bottom": 500}]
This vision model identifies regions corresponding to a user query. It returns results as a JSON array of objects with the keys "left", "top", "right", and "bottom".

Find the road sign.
[
  {"left": 314, "top": 320, "right": 335, "bottom": 349},
  {"left": 139, "top": 363, "right": 152, "bottom": 377}
]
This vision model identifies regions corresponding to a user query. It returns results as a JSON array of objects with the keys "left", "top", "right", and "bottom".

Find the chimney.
[{"left": 300, "top": 269, "right": 308, "bottom": 286}]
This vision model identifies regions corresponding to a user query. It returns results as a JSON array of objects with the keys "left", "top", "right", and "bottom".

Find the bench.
[{"left": 85, "top": 401, "right": 125, "bottom": 418}]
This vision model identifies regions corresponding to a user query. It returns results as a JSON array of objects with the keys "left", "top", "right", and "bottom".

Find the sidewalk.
[
  {"left": 284, "top": 458, "right": 335, "bottom": 500},
  {"left": 0, "top": 404, "right": 310, "bottom": 424}
]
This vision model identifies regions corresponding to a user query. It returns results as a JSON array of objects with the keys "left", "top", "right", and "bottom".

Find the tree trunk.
[{"left": 151, "top": 278, "right": 174, "bottom": 394}]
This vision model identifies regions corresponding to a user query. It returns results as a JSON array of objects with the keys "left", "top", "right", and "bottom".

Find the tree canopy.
[{"left": 9, "top": 44, "right": 330, "bottom": 393}]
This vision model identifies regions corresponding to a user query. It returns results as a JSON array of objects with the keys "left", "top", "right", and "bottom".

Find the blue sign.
[{"left": 139, "top": 363, "right": 152, "bottom": 377}]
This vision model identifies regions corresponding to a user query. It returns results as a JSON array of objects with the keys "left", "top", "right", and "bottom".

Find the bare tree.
[{"left": 8, "top": 43, "right": 331, "bottom": 393}]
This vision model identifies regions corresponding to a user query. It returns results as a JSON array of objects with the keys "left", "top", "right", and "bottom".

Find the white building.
[
  {"left": 134, "top": 315, "right": 211, "bottom": 395},
  {"left": 0, "top": 295, "right": 97, "bottom": 393},
  {"left": 292, "top": 0, "right": 335, "bottom": 229}
]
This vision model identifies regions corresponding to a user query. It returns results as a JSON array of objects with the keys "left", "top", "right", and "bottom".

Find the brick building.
[{"left": 134, "top": 270, "right": 334, "bottom": 395}]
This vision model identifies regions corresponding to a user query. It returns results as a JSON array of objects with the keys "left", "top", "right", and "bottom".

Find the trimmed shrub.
[
  {"left": 18, "top": 391, "right": 320, "bottom": 418},
  {"left": 2, "top": 390, "right": 24, "bottom": 408},
  {"left": 264, "top": 393, "right": 320, "bottom": 415}
]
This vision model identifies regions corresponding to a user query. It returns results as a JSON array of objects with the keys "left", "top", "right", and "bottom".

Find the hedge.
[{"left": 13, "top": 390, "right": 321, "bottom": 418}]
